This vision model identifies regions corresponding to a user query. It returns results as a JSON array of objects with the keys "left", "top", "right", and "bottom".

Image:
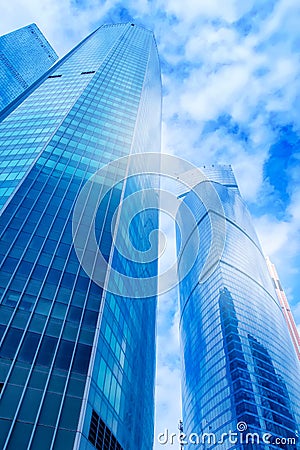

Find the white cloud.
[
  {"left": 180, "top": 63, "right": 251, "bottom": 122},
  {"left": 158, "top": 0, "right": 254, "bottom": 25},
  {"left": 259, "top": 0, "right": 300, "bottom": 41},
  {"left": 0, "top": 0, "right": 120, "bottom": 56},
  {"left": 157, "top": 10, "right": 300, "bottom": 333},
  {"left": 154, "top": 290, "right": 181, "bottom": 450},
  {"left": 254, "top": 183, "right": 300, "bottom": 259},
  {"left": 253, "top": 215, "right": 291, "bottom": 255},
  {"left": 154, "top": 363, "right": 182, "bottom": 450},
  {"left": 253, "top": 184, "right": 300, "bottom": 322}
]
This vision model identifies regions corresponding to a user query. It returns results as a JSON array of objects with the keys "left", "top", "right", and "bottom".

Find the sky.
[{"left": 1, "top": 0, "right": 300, "bottom": 448}]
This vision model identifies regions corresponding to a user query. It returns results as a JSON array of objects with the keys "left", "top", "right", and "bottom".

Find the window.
[
  {"left": 88, "top": 410, "right": 123, "bottom": 450},
  {"left": 81, "top": 71, "right": 95, "bottom": 75}
]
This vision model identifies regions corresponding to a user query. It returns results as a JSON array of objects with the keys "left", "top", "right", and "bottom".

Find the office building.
[
  {"left": 0, "top": 23, "right": 161, "bottom": 450},
  {"left": 0, "top": 23, "right": 58, "bottom": 112},
  {"left": 266, "top": 257, "right": 300, "bottom": 360},
  {"left": 176, "top": 165, "right": 300, "bottom": 449}
]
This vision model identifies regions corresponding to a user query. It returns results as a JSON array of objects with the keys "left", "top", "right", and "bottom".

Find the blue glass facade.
[
  {"left": 0, "top": 23, "right": 58, "bottom": 113},
  {"left": 177, "top": 165, "right": 300, "bottom": 449},
  {"left": 0, "top": 23, "right": 161, "bottom": 450}
]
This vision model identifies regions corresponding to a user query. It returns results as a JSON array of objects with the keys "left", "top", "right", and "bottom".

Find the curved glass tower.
[
  {"left": 177, "top": 165, "right": 300, "bottom": 449},
  {"left": 0, "top": 23, "right": 161, "bottom": 450}
]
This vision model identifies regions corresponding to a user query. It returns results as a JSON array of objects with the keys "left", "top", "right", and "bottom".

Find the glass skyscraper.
[
  {"left": 177, "top": 165, "right": 300, "bottom": 449},
  {"left": 0, "top": 23, "right": 58, "bottom": 113},
  {"left": 0, "top": 22, "right": 161, "bottom": 450}
]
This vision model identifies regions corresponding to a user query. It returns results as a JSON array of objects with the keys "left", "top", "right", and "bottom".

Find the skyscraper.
[
  {"left": 0, "top": 22, "right": 161, "bottom": 450},
  {"left": 0, "top": 23, "right": 58, "bottom": 112},
  {"left": 266, "top": 257, "right": 300, "bottom": 361},
  {"left": 176, "top": 165, "right": 300, "bottom": 449}
]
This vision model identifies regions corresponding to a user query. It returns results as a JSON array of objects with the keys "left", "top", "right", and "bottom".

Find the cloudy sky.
[{"left": 1, "top": 0, "right": 300, "bottom": 448}]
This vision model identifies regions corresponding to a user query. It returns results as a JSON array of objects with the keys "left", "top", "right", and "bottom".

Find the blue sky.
[{"left": 1, "top": 0, "right": 300, "bottom": 448}]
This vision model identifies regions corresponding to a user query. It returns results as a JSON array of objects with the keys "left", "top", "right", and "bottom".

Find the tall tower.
[
  {"left": 265, "top": 257, "right": 300, "bottom": 360},
  {"left": 0, "top": 23, "right": 161, "bottom": 450},
  {"left": 0, "top": 23, "right": 58, "bottom": 112},
  {"left": 176, "top": 165, "right": 300, "bottom": 449}
]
